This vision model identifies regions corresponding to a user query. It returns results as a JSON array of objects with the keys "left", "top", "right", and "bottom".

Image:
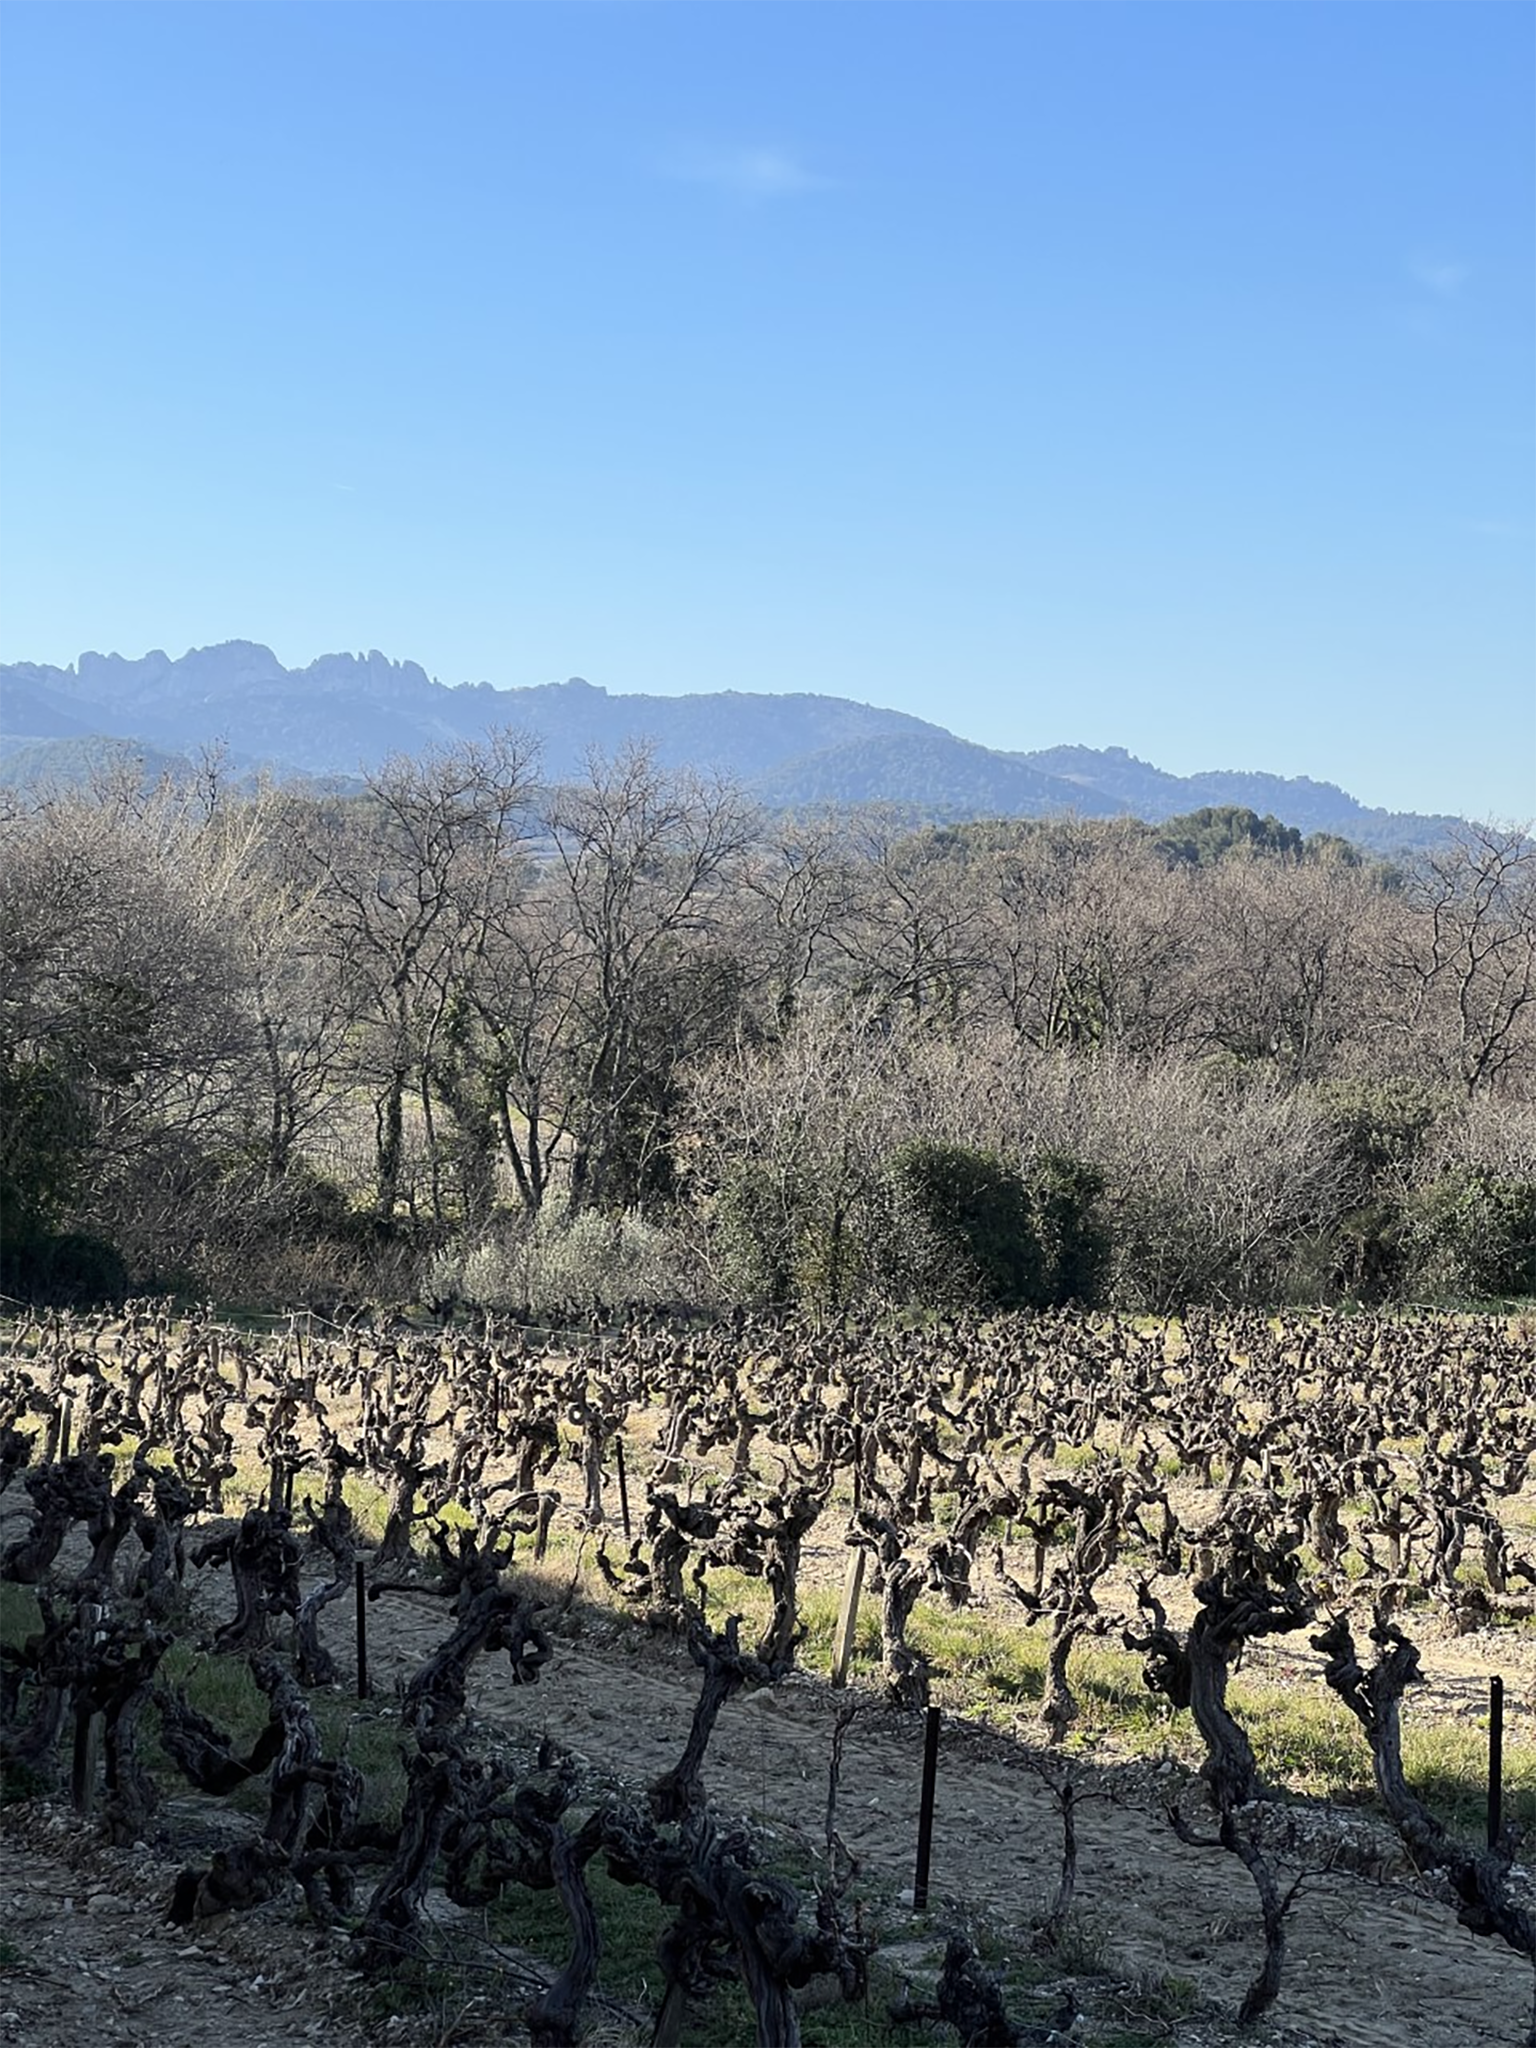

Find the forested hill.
[
  {"left": 0, "top": 639, "right": 1462, "bottom": 851},
  {"left": 748, "top": 733, "right": 1460, "bottom": 849}
]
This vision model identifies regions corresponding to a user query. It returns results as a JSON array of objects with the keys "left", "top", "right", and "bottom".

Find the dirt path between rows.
[
  {"left": 365, "top": 1577, "right": 1533, "bottom": 2048},
  {"left": 12, "top": 1581, "right": 1536, "bottom": 2048},
  {"left": 7, "top": 1524, "right": 1536, "bottom": 2048}
]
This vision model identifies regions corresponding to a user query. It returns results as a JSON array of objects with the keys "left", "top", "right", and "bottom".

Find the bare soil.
[
  {"left": 7, "top": 1357, "right": 1536, "bottom": 2048},
  {"left": 0, "top": 1815, "right": 370, "bottom": 2048},
  {"left": 6, "top": 1564, "right": 1534, "bottom": 2048}
]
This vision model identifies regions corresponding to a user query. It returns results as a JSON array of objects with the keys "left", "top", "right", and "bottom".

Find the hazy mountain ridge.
[
  {"left": 0, "top": 640, "right": 1465, "bottom": 850},
  {"left": 752, "top": 731, "right": 1114, "bottom": 820}
]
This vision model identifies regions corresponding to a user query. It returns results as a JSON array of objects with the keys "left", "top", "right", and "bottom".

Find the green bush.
[
  {"left": 883, "top": 1141, "right": 1042, "bottom": 1310},
  {"left": 711, "top": 1155, "right": 883, "bottom": 1313},
  {"left": 1309, "top": 1078, "right": 1450, "bottom": 1299},
  {"left": 0, "top": 1229, "right": 128, "bottom": 1307},
  {"left": 1329, "top": 1196, "right": 1409, "bottom": 1300},
  {"left": 715, "top": 1160, "right": 800, "bottom": 1307},
  {"left": 1025, "top": 1151, "right": 1111, "bottom": 1307},
  {"left": 709, "top": 1141, "right": 1113, "bottom": 1315},
  {"left": 1405, "top": 1170, "right": 1536, "bottom": 1301},
  {"left": 1312, "top": 1076, "right": 1447, "bottom": 1185},
  {"left": 0, "top": 1052, "right": 91, "bottom": 1262}
]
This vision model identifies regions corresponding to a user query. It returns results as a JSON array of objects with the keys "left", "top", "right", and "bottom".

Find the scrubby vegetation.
[{"left": 0, "top": 749, "right": 1531, "bottom": 1317}]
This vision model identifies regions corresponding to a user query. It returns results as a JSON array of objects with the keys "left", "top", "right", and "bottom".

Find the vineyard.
[{"left": 4, "top": 1300, "right": 1536, "bottom": 2048}]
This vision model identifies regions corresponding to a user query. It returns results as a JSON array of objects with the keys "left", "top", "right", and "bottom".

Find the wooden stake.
[
  {"left": 534, "top": 1492, "right": 557, "bottom": 1563},
  {"left": 70, "top": 1599, "right": 104, "bottom": 1815},
  {"left": 70, "top": 1704, "right": 101, "bottom": 1817},
  {"left": 615, "top": 1437, "right": 632, "bottom": 1541},
  {"left": 831, "top": 1547, "right": 866, "bottom": 1690}
]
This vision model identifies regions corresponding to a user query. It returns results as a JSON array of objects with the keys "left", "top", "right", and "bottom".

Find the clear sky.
[{"left": 2, "top": 0, "right": 1531, "bottom": 820}]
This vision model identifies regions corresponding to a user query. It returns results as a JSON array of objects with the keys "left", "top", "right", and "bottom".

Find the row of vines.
[{"left": 3, "top": 1302, "right": 1536, "bottom": 2044}]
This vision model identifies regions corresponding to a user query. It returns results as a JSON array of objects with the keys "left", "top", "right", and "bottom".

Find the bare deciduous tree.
[{"left": 1381, "top": 823, "right": 1536, "bottom": 1098}]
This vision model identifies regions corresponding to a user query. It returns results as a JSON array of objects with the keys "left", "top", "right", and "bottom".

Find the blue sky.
[{"left": 2, "top": 0, "right": 1531, "bottom": 820}]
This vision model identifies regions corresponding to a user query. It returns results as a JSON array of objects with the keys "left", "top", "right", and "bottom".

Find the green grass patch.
[
  {"left": 1403, "top": 1717, "right": 1536, "bottom": 1835},
  {"left": 0, "top": 1584, "right": 52, "bottom": 1802},
  {"left": 492, "top": 1857, "right": 936, "bottom": 2046},
  {"left": 1225, "top": 1674, "right": 1371, "bottom": 1794},
  {"left": 159, "top": 1639, "right": 271, "bottom": 1742},
  {"left": 313, "top": 1697, "right": 408, "bottom": 1824},
  {"left": 144, "top": 1642, "right": 407, "bottom": 1825}
]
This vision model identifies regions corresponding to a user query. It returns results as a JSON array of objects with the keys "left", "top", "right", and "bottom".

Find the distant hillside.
[
  {"left": 0, "top": 670, "right": 102, "bottom": 743},
  {"left": 752, "top": 732, "right": 1118, "bottom": 819},
  {"left": 1012, "top": 747, "right": 1464, "bottom": 853},
  {"left": 0, "top": 732, "right": 195, "bottom": 792},
  {"left": 751, "top": 733, "right": 1458, "bottom": 851},
  {"left": 0, "top": 642, "right": 943, "bottom": 786},
  {"left": 0, "top": 640, "right": 1466, "bottom": 851},
  {"left": 1014, "top": 744, "right": 1443, "bottom": 844}
]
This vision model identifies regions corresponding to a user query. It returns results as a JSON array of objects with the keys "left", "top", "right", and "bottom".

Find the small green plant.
[
  {"left": 1043, "top": 1909, "right": 1110, "bottom": 1975},
  {"left": 1101, "top": 1963, "right": 1202, "bottom": 2044}
]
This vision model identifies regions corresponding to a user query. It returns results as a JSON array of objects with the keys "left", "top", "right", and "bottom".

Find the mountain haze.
[{"left": 0, "top": 640, "right": 1464, "bottom": 850}]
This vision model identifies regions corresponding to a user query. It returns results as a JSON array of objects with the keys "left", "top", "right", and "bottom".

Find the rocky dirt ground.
[
  {"left": 0, "top": 1818, "right": 370, "bottom": 2048},
  {"left": 6, "top": 1549, "right": 1535, "bottom": 2048},
  {"left": 8, "top": 1329, "right": 1536, "bottom": 2048}
]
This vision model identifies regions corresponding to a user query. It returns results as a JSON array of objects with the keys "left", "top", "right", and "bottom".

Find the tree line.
[{"left": 2, "top": 739, "right": 1532, "bottom": 1310}]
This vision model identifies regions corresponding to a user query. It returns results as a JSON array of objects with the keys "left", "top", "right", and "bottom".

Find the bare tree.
[
  {"left": 1000, "top": 1049, "right": 1352, "bottom": 1307},
  {"left": 1201, "top": 853, "right": 1380, "bottom": 1083},
  {"left": 828, "top": 814, "right": 991, "bottom": 1027},
  {"left": 0, "top": 776, "right": 253, "bottom": 1270},
  {"left": 540, "top": 745, "right": 755, "bottom": 1214},
  {"left": 1382, "top": 823, "right": 1536, "bottom": 1097},
  {"left": 189, "top": 784, "right": 363, "bottom": 1188},
  {"left": 977, "top": 818, "right": 1203, "bottom": 1057},
  {"left": 683, "top": 996, "right": 926, "bottom": 1307},
  {"left": 737, "top": 813, "right": 857, "bottom": 1030},
  {"left": 302, "top": 732, "right": 539, "bottom": 1221}
]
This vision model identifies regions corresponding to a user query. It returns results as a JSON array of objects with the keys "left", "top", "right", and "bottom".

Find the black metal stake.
[
  {"left": 615, "top": 1437, "right": 632, "bottom": 1541},
  {"left": 1489, "top": 1674, "right": 1505, "bottom": 1848},
  {"left": 912, "top": 1705, "right": 941, "bottom": 1911},
  {"left": 356, "top": 1558, "right": 370, "bottom": 1700}
]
